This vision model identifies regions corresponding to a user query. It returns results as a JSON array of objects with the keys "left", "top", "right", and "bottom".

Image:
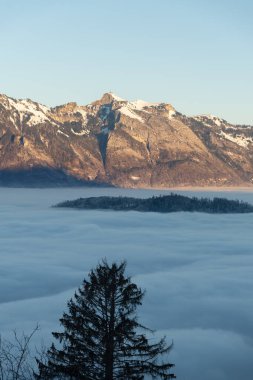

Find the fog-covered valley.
[{"left": 0, "top": 187, "right": 253, "bottom": 380}]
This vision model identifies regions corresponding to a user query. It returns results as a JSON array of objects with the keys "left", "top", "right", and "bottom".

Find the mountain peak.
[
  {"left": 107, "top": 92, "right": 125, "bottom": 102},
  {"left": 99, "top": 92, "right": 125, "bottom": 104}
]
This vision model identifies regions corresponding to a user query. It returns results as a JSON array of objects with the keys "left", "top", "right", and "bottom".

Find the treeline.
[{"left": 55, "top": 193, "right": 253, "bottom": 213}]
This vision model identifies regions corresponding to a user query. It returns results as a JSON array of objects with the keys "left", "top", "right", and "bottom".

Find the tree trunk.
[{"left": 105, "top": 279, "right": 116, "bottom": 380}]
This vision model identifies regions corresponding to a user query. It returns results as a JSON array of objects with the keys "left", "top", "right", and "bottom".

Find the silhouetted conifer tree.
[{"left": 35, "top": 260, "right": 176, "bottom": 379}]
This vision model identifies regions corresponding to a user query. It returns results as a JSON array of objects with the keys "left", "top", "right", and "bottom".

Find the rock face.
[{"left": 0, "top": 92, "right": 253, "bottom": 187}]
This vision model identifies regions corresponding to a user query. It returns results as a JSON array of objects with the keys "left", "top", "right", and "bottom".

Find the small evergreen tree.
[{"left": 35, "top": 260, "right": 176, "bottom": 379}]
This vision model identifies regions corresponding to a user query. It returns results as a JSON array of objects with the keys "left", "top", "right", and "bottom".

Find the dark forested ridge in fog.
[{"left": 55, "top": 194, "right": 253, "bottom": 213}]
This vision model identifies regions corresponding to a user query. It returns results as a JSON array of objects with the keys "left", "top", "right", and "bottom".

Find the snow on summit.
[
  {"left": 108, "top": 92, "right": 125, "bottom": 102},
  {"left": 5, "top": 97, "right": 50, "bottom": 126},
  {"left": 130, "top": 99, "right": 160, "bottom": 110}
]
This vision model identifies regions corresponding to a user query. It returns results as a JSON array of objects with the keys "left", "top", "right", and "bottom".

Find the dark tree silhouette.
[{"left": 35, "top": 261, "right": 176, "bottom": 379}]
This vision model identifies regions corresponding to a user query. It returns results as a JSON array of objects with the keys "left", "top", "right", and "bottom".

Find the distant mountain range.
[{"left": 0, "top": 92, "right": 253, "bottom": 187}]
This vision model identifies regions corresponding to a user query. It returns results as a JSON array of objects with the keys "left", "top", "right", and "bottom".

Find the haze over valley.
[{"left": 0, "top": 187, "right": 253, "bottom": 380}]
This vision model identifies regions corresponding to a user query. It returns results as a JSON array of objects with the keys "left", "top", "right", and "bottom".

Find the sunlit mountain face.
[{"left": 1, "top": 92, "right": 253, "bottom": 187}]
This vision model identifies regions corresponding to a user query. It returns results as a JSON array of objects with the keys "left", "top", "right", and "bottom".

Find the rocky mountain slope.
[{"left": 0, "top": 92, "right": 253, "bottom": 187}]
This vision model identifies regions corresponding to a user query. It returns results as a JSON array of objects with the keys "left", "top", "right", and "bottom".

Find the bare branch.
[{"left": 0, "top": 325, "right": 39, "bottom": 380}]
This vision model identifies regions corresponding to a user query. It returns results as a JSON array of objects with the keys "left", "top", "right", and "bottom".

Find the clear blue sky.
[{"left": 1, "top": 0, "right": 253, "bottom": 124}]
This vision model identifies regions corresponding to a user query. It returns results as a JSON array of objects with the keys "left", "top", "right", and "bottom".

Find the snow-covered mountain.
[{"left": 0, "top": 92, "right": 253, "bottom": 187}]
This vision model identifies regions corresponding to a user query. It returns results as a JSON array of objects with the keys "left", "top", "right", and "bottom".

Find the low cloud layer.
[{"left": 0, "top": 187, "right": 253, "bottom": 379}]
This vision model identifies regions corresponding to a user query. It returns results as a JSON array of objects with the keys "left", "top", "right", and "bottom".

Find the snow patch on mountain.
[
  {"left": 219, "top": 131, "right": 253, "bottom": 148},
  {"left": 7, "top": 98, "right": 50, "bottom": 126},
  {"left": 57, "top": 130, "right": 69, "bottom": 138},
  {"left": 130, "top": 99, "right": 159, "bottom": 110},
  {"left": 75, "top": 108, "right": 87, "bottom": 124},
  {"left": 194, "top": 114, "right": 225, "bottom": 127},
  {"left": 119, "top": 105, "right": 144, "bottom": 123},
  {"left": 38, "top": 103, "right": 50, "bottom": 114},
  {"left": 117, "top": 98, "right": 162, "bottom": 123},
  {"left": 71, "top": 128, "right": 89, "bottom": 136},
  {"left": 108, "top": 93, "right": 125, "bottom": 102},
  {"left": 168, "top": 109, "right": 175, "bottom": 119}
]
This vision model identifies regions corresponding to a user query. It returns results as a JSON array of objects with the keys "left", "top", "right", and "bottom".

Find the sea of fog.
[{"left": 0, "top": 187, "right": 253, "bottom": 380}]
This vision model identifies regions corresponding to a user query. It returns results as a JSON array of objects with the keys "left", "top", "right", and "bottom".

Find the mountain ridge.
[{"left": 0, "top": 92, "right": 253, "bottom": 188}]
